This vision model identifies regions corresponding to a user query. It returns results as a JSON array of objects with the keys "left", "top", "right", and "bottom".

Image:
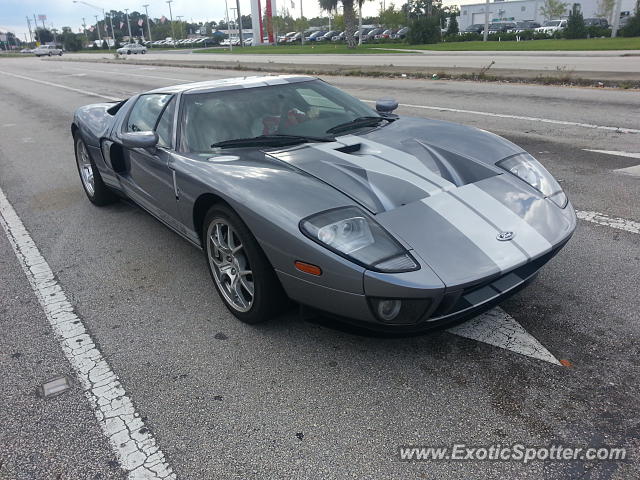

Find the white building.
[{"left": 458, "top": 0, "right": 637, "bottom": 30}]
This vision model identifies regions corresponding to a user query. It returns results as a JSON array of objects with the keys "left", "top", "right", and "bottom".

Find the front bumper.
[{"left": 278, "top": 238, "right": 569, "bottom": 333}]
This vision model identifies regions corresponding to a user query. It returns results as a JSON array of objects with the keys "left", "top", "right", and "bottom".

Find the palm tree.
[{"left": 319, "top": 0, "right": 360, "bottom": 48}]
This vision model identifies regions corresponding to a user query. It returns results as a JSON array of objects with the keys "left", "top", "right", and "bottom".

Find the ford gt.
[{"left": 71, "top": 75, "right": 576, "bottom": 331}]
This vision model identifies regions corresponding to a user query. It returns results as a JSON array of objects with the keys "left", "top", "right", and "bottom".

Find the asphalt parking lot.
[{"left": 0, "top": 57, "right": 638, "bottom": 479}]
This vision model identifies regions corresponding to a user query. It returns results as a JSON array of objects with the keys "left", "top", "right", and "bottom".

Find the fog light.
[
  {"left": 375, "top": 299, "right": 402, "bottom": 322},
  {"left": 369, "top": 298, "right": 432, "bottom": 325}
]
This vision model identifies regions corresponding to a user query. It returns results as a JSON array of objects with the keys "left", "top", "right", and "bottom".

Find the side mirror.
[
  {"left": 375, "top": 98, "right": 399, "bottom": 114},
  {"left": 120, "top": 131, "right": 158, "bottom": 149}
]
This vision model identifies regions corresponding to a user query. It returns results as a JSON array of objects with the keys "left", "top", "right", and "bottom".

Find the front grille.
[{"left": 428, "top": 242, "right": 566, "bottom": 320}]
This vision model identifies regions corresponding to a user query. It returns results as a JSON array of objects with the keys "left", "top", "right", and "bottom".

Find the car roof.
[{"left": 146, "top": 75, "right": 316, "bottom": 95}]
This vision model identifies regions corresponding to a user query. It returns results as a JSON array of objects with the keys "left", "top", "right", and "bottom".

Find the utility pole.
[
  {"left": 483, "top": 0, "right": 490, "bottom": 42},
  {"left": 143, "top": 4, "right": 153, "bottom": 44},
  {"left": 33, "top": 15, "right": 39, "bottom": 44},
  {"left": 26, "top": 17, "right": 33, "bottom": 44},
  {"left": 300, "top": 0, "right": 305, "bottom": 45},
  {"left": 236, "top": 0, "right": 243, "bottom": 47},
  {"left": 82, "top": 17, "right": 88, "bottom": 46},
  {"left": 225, "top": 0, "right": 232, "bottom": 52},
  {"left": 124, "top": 8, "right": 133, "bottom": 40},
  {"left": 611, "top": 0, "right": 622, "bottom": 38},
  {"left": 176, "top": 15, "right": 183, "bottom": 39},
  {"left": 94, "top": 14, "right": 102, "bottom": 41},
  {"left": 358, "top": 2, "right": 363, "bottom": 45},
  {"left": 166, "top": 0, "right": 176, "bottom": 46}
]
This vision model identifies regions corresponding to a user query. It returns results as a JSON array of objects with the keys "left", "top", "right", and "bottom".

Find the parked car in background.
[
  {"left": 508, "top": 21, "right": 541, "bottom": 32},
  {"left": 305, "top": 31, "right": 326, "bottom": 42},
  {"left": 117, "top": 43, "right": 147, "bottom": 54},
  {"left": 287, "top": 32, "right": 304, "bottom": 42},
  {"left": 535, "top": 19, "right": 567, "bottom": 34},
  {"left": 390, "top": 27, "right": 409, "bottom": 39},
  {"left": 331, "top": 31, "right": 346, "bottom": 42},
  {"left": 318, "top": 30, "right": 338, "bottom": 41},
  {"left": 463, "top": 24, "right": 485, "bottom": 34},
  {"left": 278, "top": 32, "right": 297, "bottom": 43},
  {"left": 243, "top": 36, "right": 254, "bottom": 46},
  {"left": 584, "top": 18, "right": 609, "bottom": 28},
  {"left": 362, "top": 28, "right": 384, "bottom": 42},
  {"left": 354, "top": 28, "right": 372, "bottom": 42},
  {"left": 374, "top": 29, "right": 397, "bottom": 40},
  {"left": 34, "top": 45, "right": 63, "bottom": 56},
  {"left": 20, "top": 48, "right": 34, "bottom": 54},
  {"left": 487, "top": 22, "right": 516, "bottom": 34}
]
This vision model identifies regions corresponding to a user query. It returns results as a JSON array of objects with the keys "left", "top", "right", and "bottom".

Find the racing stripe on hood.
[
  {"left": 449, "top": 184, "right": 553, "bottom": 259},
  {"left": 422, "top": 193, "right": 529, "bottom": 271},
  {"left": 338, "top": 135, "right": 456, "bottom": 192},
  {"left": 312, "top": 136, "right": 456, "bottom": 198}
]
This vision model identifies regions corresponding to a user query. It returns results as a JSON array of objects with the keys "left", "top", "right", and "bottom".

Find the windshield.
[{"left": 180, "top": 79, "right": 379, "bottom": 153}]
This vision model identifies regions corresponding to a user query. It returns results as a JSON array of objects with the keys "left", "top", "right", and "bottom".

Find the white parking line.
[
  {"left": 448, "top": 308, "right": 561, "bottom": 365},
  {"left": 361, "top": 100, "right": 640, "bottom": 134},
  {"left": 0, "top": 187, "right": 175, "bottom": 480},
  {"left": 576, "top": 211, "right": 640, "bottom": 235}
]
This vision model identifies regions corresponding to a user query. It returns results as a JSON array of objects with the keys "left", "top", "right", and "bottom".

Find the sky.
[{"left": 2, "top": 0, "right": 469, "bottom": 41}]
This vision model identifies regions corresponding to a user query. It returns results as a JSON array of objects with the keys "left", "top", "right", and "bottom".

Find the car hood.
[
  {"left": 268, "top": 117, "right": 523, "bottom": 214},
  {"left": 268, "top": 117, "right": 576, "bottom": 286}
]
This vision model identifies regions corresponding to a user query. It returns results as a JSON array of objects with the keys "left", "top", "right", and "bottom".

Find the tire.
[
  {"left": 202, "top": 204, "right": 287, "bottom": 324},
  {"left": 59, "top": 52, "right": 63, "bottom": 56},
  {"left": 127, "top": 50, "right": 131, "bottom": 55},
  {"left": 74, "top": 135, "right": 118, "bottom": 206},
  {"left": 48, "top": 52, "right": 52, "bottom": 57},
  {"left": 141, "top": 50, "right": 146, "bottom": 54}
]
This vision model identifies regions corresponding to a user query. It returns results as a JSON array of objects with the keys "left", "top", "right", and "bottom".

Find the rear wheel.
[
  {"left": 203, "top": 205, "right": 287, "bottom": 324},
  {"left": 74, "top": 135, "right": 117, "bottom": 206},
  {"left": 127, "top": 50, "right": 131, "bottom": 55}
]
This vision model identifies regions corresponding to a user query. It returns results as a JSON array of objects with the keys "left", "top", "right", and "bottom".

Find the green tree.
[
  {"left": 565, "top": 4, "right": 587, "bottom": 38},
  {"left": 446, "top": 12, "right": 459, "bottom": 35},
  {"left": 596, "top": 0, "right": 616, "bottom": 20},
  {"left": 379, "top": 3, "right": 405, "bottom": 29},
  {"left": 319, "top": 1, "right": 368, "bottom": 48},
  {"left": 406, "top": 15, "right": 441, "bottom": 44},
  {"left": 540, "top": 0, "right": 568, "bottom": 20},
  {"left": 620, "top": 5, "right": 640, "bottom": 37}
]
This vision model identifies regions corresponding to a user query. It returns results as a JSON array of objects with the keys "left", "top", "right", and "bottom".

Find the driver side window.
[{"left": 126, "top": 94, "right": 171, "bottom": 133}]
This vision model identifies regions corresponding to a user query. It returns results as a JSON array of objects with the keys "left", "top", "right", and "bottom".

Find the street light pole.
[
  {"left": 611, "top": 0, "right": 622, "bottom": 38},
  {"left": 124, "top": 8, "right": 133, "bottom": 40},
  {"left": 73, "top": 1, "right": 111, "bottom": 50},
  {"left": 300, "top": 0, "right": 305, "bottom": 45},
  {"left": 143, "top": 4, "right": 153, "bottom": 44},
  {"left": 483, "top": 0, "right": 490, "bottom": 42},
  {"left": 224, "top": 0, "right": 232, "bottom": 52},
  {"left": 166, "top": 0, "right": 177, "bottom": 46},
  {"left": 94, "top": 14, "right": 102, "bottom": 41}
]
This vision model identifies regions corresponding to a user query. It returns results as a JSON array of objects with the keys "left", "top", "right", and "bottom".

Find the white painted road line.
[
  {"left": 361, "top": 100, "right": 640, "bottom": 134},
  {"left": 0, "top": 70, "right": 121, "bottom": 101},
  {"left": 584, "top": 149, "right": 640, "bottom": 159},
  {"left": 576, "top": 211, "right": 640, "bottom": 235},
  {"left": 0, "top": 187, "right": 175, "bottom": 480},
  {"left": 448, "top": 307, "right": 561, "bottom": 365}
]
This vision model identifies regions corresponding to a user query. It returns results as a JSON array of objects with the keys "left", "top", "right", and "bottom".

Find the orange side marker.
[
  {"left": 294, "top": 261, "right": 322, "bottom": 276},
  {"left": 560, "top": 359, "right": 573, "bottom": 367}
]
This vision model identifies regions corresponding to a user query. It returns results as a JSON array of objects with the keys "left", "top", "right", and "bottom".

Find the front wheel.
[
  {"left": 127, "top": 50, "right": 131, "bottom": 55},
  {"left": 203, "top": 205, "right": 287, "bottom": 324},
  {"left": 74, "top": 135, "right": 117, "bottom": 206}
]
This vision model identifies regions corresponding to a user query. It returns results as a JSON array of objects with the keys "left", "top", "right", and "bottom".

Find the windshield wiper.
[
  {"left": 211, "top": 134, "right": 335, "bottom": 149},
  {"left": 326, "top": 116, "right": 391, "bottom": 135}
]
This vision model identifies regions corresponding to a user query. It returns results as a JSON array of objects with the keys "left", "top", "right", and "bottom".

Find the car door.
[{"left": 119, "top": 94, "right": 182, "bottom": 231}]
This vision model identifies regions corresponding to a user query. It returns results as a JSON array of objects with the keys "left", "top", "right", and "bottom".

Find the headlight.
[
  {"left": 497, "top": 153, "right": 567, "bottom": 208},
  {"left": 300, "top": 207, "right": 418, "bottom": 273}
]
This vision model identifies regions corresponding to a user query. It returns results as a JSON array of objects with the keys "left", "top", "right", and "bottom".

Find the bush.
[
  {"left": 446, "top": 14, "right": 459, "bottom": 36},
  {"left": 620, "top": 13, "right": 640, "bottom": 37},
  {"left": 443, "top": 32, "right": 481, "bottom": 42},
  {"left": 406, "top": 16, "right": 441, "bottom": 45},
  {"left": 586, "top": 26, "right": 611, "bottom": 37},
  {"left": 564, "top": 6, "right": 587, "bottom": 39}
]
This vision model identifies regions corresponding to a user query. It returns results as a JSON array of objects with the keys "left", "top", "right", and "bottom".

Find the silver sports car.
[{"left": 72, "top": 75, "right": 576, "bottom": 331}]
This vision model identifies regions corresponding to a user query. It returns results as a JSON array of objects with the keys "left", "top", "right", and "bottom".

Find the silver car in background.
[
  {"left": 34, "top": 45, "right": 63, "bottom": 56},
  {"left": 117, "top": 43, "right": 147, "bottom": 55}
]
